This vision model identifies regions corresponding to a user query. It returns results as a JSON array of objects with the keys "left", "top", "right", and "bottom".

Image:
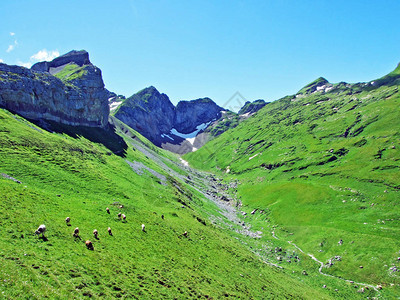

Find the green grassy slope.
[
  {"left": 0, "top": 109, "right": 330, "bottom": 299},
  {"left": 185, "top": 71, "right": 400, "bottom": 296},
  {"left": 53, "top": 63, "right": 88, "bottom": 82}
]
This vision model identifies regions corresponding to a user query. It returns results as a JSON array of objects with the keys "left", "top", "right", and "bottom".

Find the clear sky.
[{"left": 1, "top": 0, "right": 400, "bottom": 108}]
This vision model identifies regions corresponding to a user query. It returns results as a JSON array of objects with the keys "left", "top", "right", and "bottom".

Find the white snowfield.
[
  {"left": 170, "top": 121, "right": 212, "bottom": 139},
  {"left": 109, "top": 101, "right": 123, "bottom": 111}
]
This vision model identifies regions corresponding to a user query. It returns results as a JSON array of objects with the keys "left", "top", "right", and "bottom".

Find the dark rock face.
[
  {"left": 114, "top": 87, "right": 223, "bottom": 148},
  {"left": 114, "top": 87, "right": 175, "bottom": 145},
  {"left": 174, "top": 98, "right": 222, "bottom": 133},
  {"left": 31, "top": 50, "right": 91, "bottom": 73},
  {"left": 238, "top": 99, "right": 267, "bottom": 115},
  {"left": 0, "top": 51, "right": 109, "bottom": 128}
]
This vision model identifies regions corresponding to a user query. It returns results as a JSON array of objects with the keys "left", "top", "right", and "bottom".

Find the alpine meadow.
[{"left": 1, "top": 1, "right": 400, "bottom": 299}]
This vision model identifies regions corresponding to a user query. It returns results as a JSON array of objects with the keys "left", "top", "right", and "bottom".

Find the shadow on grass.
[{"left": 32, "top": 119, "right": 128, "bottom": 157}]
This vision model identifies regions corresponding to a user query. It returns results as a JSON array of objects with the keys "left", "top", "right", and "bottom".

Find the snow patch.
[
  {"left": 170, "top": 121, "right": 211, "bottom": 139},
  {"left": 314, "top": 84, "right": 334, "bottom": 93},
  {"left": 325, "top": 86, "right": 333, "bottom": 92},
  {"left": 249, "top": 153, "right": 262, "bottom": 161},
  {"left": 179, "top": 157, "right": 189, "bottom": 167},
  {"left": 110, "top": 101, "right": 122, "bottom": 111},
  {"left": 187, "top": 137, "right": 196, "bottom": 145}
]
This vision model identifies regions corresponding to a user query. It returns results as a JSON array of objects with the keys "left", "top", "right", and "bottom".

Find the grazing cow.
[
  {"left": 107, "top": 227, "right": 113, "bottom": 236},
  {"left": 73, "top": 227, "right": 79, "bottom": 237},
  {"left": 85, "top": 240, "right": 94, "bottom": 250},
  {"left": 35, "top": 224, "right": 46, "bottom": 238},
  {"left": 141, "top": 224, "right": 146, "bottom": 232}
]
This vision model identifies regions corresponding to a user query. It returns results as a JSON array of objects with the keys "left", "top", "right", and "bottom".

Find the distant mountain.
[
  {"left": 114, "top": 86, "right": 223, "bottom": 153},
  {"left": 0, "top": 50, "right": 109, "bottom": 127}
]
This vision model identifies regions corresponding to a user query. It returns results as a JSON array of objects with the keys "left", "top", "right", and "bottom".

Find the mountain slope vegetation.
[
  {"left": 0, "top": 109, "right": 333, "bottom": 299},
  {"left": 185, "top": 67, "right": 400, "bottom": 296}
]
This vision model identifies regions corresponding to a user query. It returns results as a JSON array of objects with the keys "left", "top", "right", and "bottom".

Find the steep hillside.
[
  {"left": 185, "top": 66, "right": 400, "bottom": 296},
  {"left": 0, "top": 109, "right": 335, "bottom": 299}
]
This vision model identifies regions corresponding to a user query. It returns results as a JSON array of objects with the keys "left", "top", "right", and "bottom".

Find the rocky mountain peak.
[
  {"left": 0, "top": 50, "right": 109, "bottom": 128},
  {"left": 114, "top": 86, "right": 175, "bottom": 145},
  {"left": 114, "top": 88, "right": 224, "bottom": 151},
  {"left": 128, "top": 86, "right": 174, "bottom": 111},
  {"left": 31, "top": 50, "right": 91, "bottom": 73},
  {"left": 174, "top": 98, "right": 222, "bottom": 134}
]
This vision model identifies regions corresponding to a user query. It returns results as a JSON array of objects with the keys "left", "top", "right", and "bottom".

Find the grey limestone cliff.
[
  {"left": 0, "top": 50, "right": 109, "bottom": 127},
  {"left": 31, "top": 50, "right": 91, "bottom": 74}
]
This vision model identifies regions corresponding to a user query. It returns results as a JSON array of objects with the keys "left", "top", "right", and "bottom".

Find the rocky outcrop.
[
  {"left": 114, "top": 87, "right": 223, "bottom": 149},
  {"left": 238, "top": 99, "right": 267, "bottom": 115},
  {"left": 0, "top": 50, "right": 109, "bottom": 128}
]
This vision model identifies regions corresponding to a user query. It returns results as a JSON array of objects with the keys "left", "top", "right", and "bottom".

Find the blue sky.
[{"left": 1, "top": 0, "right": 400, "bottom": 108}]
